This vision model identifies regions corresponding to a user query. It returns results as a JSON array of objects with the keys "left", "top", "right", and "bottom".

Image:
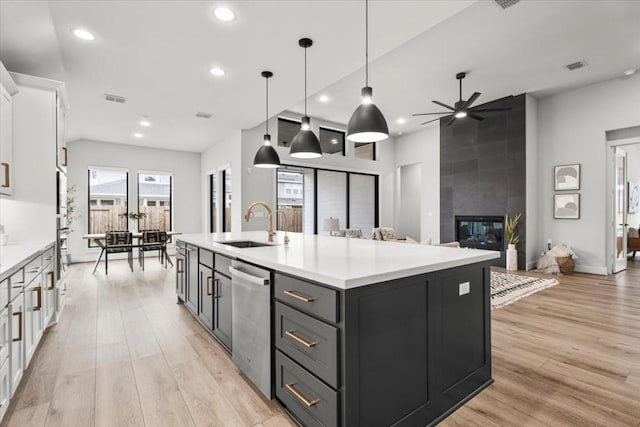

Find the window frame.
[
  {"left": 87, "top": 166, "right": 129, "bottom": 248},
  {"left": 137, "top": 171, "right": 173, "bottom": 236}
]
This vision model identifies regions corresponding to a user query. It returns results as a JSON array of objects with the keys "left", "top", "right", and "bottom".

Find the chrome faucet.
[
  {"left": 276, "top": 210, "right": 290, "bottom": 246},
  {"left": 244, "top": 202, "right": 275, "bottom": 242}
]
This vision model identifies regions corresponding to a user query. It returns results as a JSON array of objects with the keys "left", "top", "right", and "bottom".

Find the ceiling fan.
[{"left": 412, "top": 72, "right": 511, "bottom": 126}]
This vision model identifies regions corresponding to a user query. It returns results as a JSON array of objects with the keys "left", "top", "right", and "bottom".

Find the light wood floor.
[{"left": 2, "top": 257, "right": 639, "bottom": 427}]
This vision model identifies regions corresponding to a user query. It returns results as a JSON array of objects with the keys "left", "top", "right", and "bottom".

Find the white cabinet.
[
  {"left": 0, "top": 62, "right": 18, "bottom": 197},
  {"left": 56, "top": 91, "right": 67, "bottom": 171},
  {"left": 0, "top": 308, "right": 9, "bottom": 364},
  {"left": 24, "top": 279, "right": 43, "bottom": 367},
  {"left": 0, "top": 358, "right": 10, "bottom": 421},
  {"left": 9, "top": 295, "right": 24, "bottom": 396},
  {"left": 43, "top": 261, "right": 56, "bottom": 327}
]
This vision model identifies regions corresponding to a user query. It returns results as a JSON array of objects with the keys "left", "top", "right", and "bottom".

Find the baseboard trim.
[{"left": 574, "top": 264, "right": 608, "bottom": 275}]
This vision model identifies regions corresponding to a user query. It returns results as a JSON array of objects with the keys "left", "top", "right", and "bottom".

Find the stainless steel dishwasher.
[{"left": 229, "top": 260, "right": 272, "bottom": 399}]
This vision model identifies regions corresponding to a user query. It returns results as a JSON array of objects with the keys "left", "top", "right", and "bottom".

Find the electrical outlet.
[{"left": 459, "top": 282, "right": 470, "bottom": 296}]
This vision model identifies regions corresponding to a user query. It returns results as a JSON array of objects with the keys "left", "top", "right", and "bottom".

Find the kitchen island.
[{"left": 176, "top": 231, "right": 499, "bottom": 427}]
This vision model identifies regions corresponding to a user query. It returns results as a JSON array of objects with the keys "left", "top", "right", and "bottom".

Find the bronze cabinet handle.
[
  {"left": 12, "top": 311, "right": 23, "bottom": 342},
  {"left": 283, "top": 290, "right": 316, "bottom": 303},
  {"left": 34, "top": 287, "right": 42, "bottom": 311},
  {"left": 213, "top": 278, "right": 220, "bottom": 299},
  {"left": 284, "top": 383, "right": 319, "bottom": 407},
  {"left": 62, "top": 147, "right": 68, "bottom": 166},
  {"left": 1, "top": 162, "right": 9, "bottom": 188},
  {"left": 206, "top": 276, "right": 213, "bottom": 296},
  {"left": 177, "top": 258, "right": 184, "bottom": 273},
  {"left": 285, "top": 330, "right": 317, "bottom": 348},
  {"left": 47, "top": 271, "right": 55, "bottom": 290}
]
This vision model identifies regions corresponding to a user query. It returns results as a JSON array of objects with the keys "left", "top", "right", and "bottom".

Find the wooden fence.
[
  {"left": 277, "top": 207, "right": 303, "bottom": 232},
  {"left": 89, "top": 206, "right": 170, "bottom": 233}
]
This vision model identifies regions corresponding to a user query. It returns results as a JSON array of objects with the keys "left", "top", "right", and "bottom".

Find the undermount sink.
[{"left": 217, "top": 240, "right": 274, "bottom": 248}]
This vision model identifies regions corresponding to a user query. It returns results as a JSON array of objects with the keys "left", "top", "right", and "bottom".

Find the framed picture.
[
  {"left": 629, "top": 182, "right": 640, "bottom": 213},
  {"left": 554, "top": 193, "right": 580, "bottom": 219},
  {"left": 554, "top": 164, "right": 580, "bottom": 191}
]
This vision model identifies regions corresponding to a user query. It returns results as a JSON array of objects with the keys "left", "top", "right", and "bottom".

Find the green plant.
[
  {"left": 119, "top": 212, "right": 147, "bottom": 220},
  {"left": 66, "top": 185, "right": 79, "bottom": 230},
  {"left": 505, "top": 213, "right": 522, "bottom": 245}
]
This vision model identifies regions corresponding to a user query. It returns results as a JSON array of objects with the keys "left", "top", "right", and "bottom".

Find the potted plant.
[
  {"left": 119, "top": 211, "right": 147, "bottom": 233},
  {"left": 505, "top": 213, "right": 522, "bottom": 271}
]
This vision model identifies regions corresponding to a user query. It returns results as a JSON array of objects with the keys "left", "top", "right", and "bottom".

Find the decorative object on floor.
[
  {"left": 554, "top": 163, "right": 580, "bottom": 190},
  {"left": 554, "top": 193, "right": 580, "bottom": 219},
  {"left": 290, "top": 38, "right": 322, "bottom": 159},
  {"left": 505, "top": 213, "right": 521, "bottom": 271},
  {"left": 628, "top": 181, "right": 639, "bottom": 213},
  {"left": 323, "top": 217, "right": 340, "bottom": 236},
  {"left": 413, "top": 72, "right": 512, "bottom": 126},
  {"left": 253, "top": 71, "right": 280, "bottom": 168},
  {"left": 346, "top": 0, "right": 389, "bottom": 143},
  {"left": 490, "top": 271, "right": 559, "bottom": 309},
  {"left": 536, "top": 244, "right": 577, "bottom": 275}
]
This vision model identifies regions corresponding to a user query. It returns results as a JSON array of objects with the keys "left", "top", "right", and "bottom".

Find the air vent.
[
  {"left": 566, "top": 60, "right": 588, "bottom": 71},
  {"left": 104, "top": 93, "right": 127, "bottom": 103},
  {"left": 493, "top": 0, "right": 520, "bottom": 9},
  {"left": 195, "top": 111, "right": 213, "bottom": 119}
]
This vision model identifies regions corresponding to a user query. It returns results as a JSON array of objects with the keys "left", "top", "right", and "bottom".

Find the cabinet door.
[
  {"left": 198, "top": 265, "right": 214, "bottom": 330},
  {"left": 185, "top": 246, "right": 199, "bottom": 314},
  {"left": 0, "top": 357, "right": 10, "bottom": 422},
  {"left": 9, "top": 296, "right": 24, "bottom": 396},
  {"left": 176, "top": 253, "right": 186, "bottom": 301},
  {"left": 0, "top": 83, "right": 13, "bottom": 196},
  {"left": 0, "top": 308, "right": 9, "bottom": 363},
  {"left": 43, "top": 264, "right": 56, "bottom": 327},
  {"left": 213, "top": 272, "right": 232, "bottom": 350},
  {"left": 24, "top": 282, "right": 43, "bottom": 367}
]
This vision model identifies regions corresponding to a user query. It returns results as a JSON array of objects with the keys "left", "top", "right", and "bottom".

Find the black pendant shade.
[
  {"left": 346, "top": 0, "right": 389, "bottom": 143},
  {"left": 253, "top": 71, "right": 281, "bottom": 168},
  {"left": 290, "top": 38, "right": 322, "bottom": 159}
]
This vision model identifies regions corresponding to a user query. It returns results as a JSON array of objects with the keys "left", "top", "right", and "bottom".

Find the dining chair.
[
  {"left": 105, "top": 230, "right": 133, "bottom": 274},
  {"left": 138, "top": 230, "right": 168, "bottom": 270}
]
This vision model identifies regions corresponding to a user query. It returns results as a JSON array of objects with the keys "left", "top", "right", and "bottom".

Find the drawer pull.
[
  {"left": 285, "top": 330, "right": 317, "bottom": 348},
  {"left": 12, "top": 312, "right": 23, "bottom": 342},
  {"left": 285, "top": 383, "right": 319, "bottom": 407},
  {"left": 177, "top": 258, "right": 184, "bottom": 273},
  {"left": 283, "top": 290, "right": 316, "bottom": 303},
  {"left": 34, "top": 286, "right": 42, "bottom": 311},
  {"left": 1, "top": 162, "right": 9, "bottom": 188},
  {"left": 206, "top": 276, "right": 213, "bottom": 296},
  {"left": 47, "top": 271, "right": 55, "bottom": 290},
  {"left": 213, "top": 278, "right": 221, "bottom": 299}
]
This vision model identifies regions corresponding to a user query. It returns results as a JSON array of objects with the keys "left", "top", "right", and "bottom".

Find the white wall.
[
  {"left": 525, "top": 94, "right": 539, "bottom": 269},
  {"left": 537, "top": 75, "right": 640, "bottom": 274},
  {"left": 66, "top": 139, "right": 201, "bottom": 262},
  {"left": 394, "top": 125, "right": 440, "bottom": 242}
]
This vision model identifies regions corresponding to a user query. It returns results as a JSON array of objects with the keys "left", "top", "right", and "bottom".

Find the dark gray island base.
[{"left": 274, "top": 261, "right": 492, "bottom": 427}]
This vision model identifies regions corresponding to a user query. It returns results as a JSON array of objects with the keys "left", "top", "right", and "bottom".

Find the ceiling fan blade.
[
  {"left": 446, "top": 116, "right": 457, "bottom": 126},
  {"left": 420, "top": 117, "right": 445, "bottom": 125},
  {"left": 468, "top": 113, "right": 485, "bottom": 121},
  {"left": 470, "top": 107, "right": 512, "bottom": 113},
  {"left": 412, "top": 112, "right": 450, "bottom": 116},
  {"left": 462, "top": 92, "right": 481, "bottom": 109},
  {"left": 432, "top": 100, "right": 455, "bottom": 110}
]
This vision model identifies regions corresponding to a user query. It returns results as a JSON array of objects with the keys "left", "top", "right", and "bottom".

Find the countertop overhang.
[{"left": 177, "top": 232, "right": 500, "bottom": 290}]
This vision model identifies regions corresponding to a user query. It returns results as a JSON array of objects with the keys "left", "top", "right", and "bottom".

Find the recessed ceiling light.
[
  {"left": 71, "top": 28, "right": 95, "bottom": 41},
  {"left": 319, "top": 95, "right": 329, "bottom": 103},
  {"left": 209, "top": 67, "right": 226, "bottom": 77},
  {"left": 213, "top": 7, "right": 235, "bottom": 22},
  {"left": 624, "top": 68, "right": 637, "bottom": 76},
  {"left": 396, "top": 118, "right": 406, "bottom": 125},
  {"left": 134, "top": 133, "right": 143, "bottom": 138},
  {"left": 140, "top": 119, "right": 151, "bottom": 127},
  {"left": 397, "top": 131, "right": 403, "bottom": 136}
]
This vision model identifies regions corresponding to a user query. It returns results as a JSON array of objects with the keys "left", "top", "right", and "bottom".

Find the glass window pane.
[
  {"left": 223, "top": 169, "right": 232, "bottom": 232},
  {"left": 319, "top": 127, "right": 344, "bottom": 156},
  {"left": 277, "top": 118, "right": 301, "bottom": 148},
  {"left": 317, "top": 170, "right": 347, "bottom": 235},
  {"left": 210, "top": 174, "right": 217, "bottom": 232},
  {"left": 277, "top": 167, "right": 308, "bottom": 232},
  {"left": 354, "top": 142, "right": 376, "bottom": 160},
  {"left": 303, "top": 169, "right": 315, "bottom": 234},
  {"left": 88, "top": 168, "right": 128, "bottom": 246},
  {"left": 138, "top": 173, "right": 172, "bottom": 232},
  {"left": 349, "top": 174, "right": 376, "bottom": 239}
]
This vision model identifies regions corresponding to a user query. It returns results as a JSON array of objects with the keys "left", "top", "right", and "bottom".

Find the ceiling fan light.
[
  {"left": 455, "top": 111, "right": 467, "bottom": 118},
  {"left": 347, "top": 100, "right": 389, "bottom": 143},
  {"left": 254, "top": 143, "right": 281, "bottom": 168}
]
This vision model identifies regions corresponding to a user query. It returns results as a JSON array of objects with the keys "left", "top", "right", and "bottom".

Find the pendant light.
[
  {"left": 253, "top": 71, "right": 281, "bottom": 168},
  {"left": 290, "top": 38, "right": 322, "bottom": 159},
  {"left": 346, "top": 0, "right": 389, "bottom": 143}
]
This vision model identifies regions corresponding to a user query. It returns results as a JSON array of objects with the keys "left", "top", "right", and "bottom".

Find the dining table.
[{"left": 83, "top": 231, "right": 181, "bottom": 274}]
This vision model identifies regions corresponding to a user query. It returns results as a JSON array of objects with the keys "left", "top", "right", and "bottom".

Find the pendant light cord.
[
  {"left": 459, "top": 77, "right": 462, "bottom": 101},
  {"left": 304, "top": 44, "right": 308, "bottom": 117},
  {"left": 265, "top": 76, "right": 269, "bottom": 134},
  {"left": 365, "top": 0, "right": 369, "bottom": 87}
]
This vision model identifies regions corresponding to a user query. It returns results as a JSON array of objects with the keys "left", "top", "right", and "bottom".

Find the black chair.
[
  {"left": 105, "top": 231, "right": 133, "bottom": 274},
  {"left": 138, "top": 230, "right": 168, "bottom": 271}
]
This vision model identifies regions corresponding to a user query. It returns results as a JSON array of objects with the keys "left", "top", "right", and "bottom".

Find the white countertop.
[
  {"left": 0, "top": 239, "right": 55, "bottom": 280},
  {"left": 177, "top": 231, "right": 500, "bottom": 290}
]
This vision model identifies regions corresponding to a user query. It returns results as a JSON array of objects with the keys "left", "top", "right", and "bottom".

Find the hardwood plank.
[
  {"left": 131, "top": 354, "right": 195, "bottom": 427},
  {"left": 1, "top": 402, "right": 49, "bottom": 427},
  {"left": 44, "top": 369, "right": 95, "bottom": 427},
  {"left": 96, "top": 340, "right": 131, "bottom": 368},
  {"left": 95, "top": 362, "right": 144, "bottom": 427}
]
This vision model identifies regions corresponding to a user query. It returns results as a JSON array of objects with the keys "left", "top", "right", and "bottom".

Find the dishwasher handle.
[{"left": 229, "top": 266, "right": 270, "bottom": 286}]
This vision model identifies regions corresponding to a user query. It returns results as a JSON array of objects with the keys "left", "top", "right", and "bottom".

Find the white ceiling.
[{"left": 0, "top": 1, "right": 638, "bottom": 152}]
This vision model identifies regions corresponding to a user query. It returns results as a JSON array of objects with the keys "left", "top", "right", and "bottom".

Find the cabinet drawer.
[
  {"left": 199, "top": 249, "right": 213, "bottom": 269},
  {"left": 24, "top": 256, "right": 42, "bottom": 286},
  {"left": 275, "top": 273, "right": 338, "bottom": 323},
  {"left": 276, "top": 350, "right": 338, "bottom": 427},
  {"left": 276, "top": 302, "right": 339, "bottom": 388},
  {"left": 0, "top": 279, "right": 8, "bottom": 310},
  {"left": 215, "top": 253, "right": 232, "bottom": 277},
  {"left": 9, "top": 270, "right": 25, "bottom": 301},
  {"left": 42, "top": 247, "right": 55, "bottom": 268}
]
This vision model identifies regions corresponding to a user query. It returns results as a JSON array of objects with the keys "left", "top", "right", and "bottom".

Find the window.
[
  {"left": 319, "top": 127, "right": 345, "bottom": 156},
  {"left": 317, "top": 170, "right": 348, "bottom": 235},
  {"left": 349, "top": 174, "right": 377, "bottom": 239},
  {"left": 276, "top": 167, "right": 308, "bottom": 233},
  {"left": 277, "top": 118, "right": 301, "bottom": 148},
  {"left": 222, "top": 169, "right": 232, "bottom": 232},
  {"left": 210, "top": 173, "right": 217, "bottom": 232},
  {"left": 354, "top": 142, "right": 376, "bottom": 160},
  {"left": 138, "top": 173, "right": 172, "bottom": 232},
  {"left": 88, "top": 168, "right": 128, "bottom": 247}
]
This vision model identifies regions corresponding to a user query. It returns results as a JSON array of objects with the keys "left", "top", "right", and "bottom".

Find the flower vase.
[
  {"left": 130, "top": 219, "right": 138, "bottom": 234},
  {"left": 506, "top": 243, "right": 518, "bottom": 271}
]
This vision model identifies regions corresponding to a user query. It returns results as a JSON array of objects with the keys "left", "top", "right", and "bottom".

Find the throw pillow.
[{"left": 380, "top": 227, "right": 397, "bottom": 241}]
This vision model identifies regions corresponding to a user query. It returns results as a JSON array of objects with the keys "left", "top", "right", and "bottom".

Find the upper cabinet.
[
  {"left": 56, "top": 91, "right": 67, "bottom": 172},
  {"left": 0, "top": 62, "right": 18, "bottom": 197}
]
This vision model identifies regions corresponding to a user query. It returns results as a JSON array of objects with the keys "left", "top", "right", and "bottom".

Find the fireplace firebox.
[{"left": 455, "top": 216, "right": 504, "bottom": 251}]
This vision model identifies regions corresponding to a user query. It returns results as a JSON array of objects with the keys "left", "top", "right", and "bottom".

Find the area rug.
[{"left": 490, "top": 271, "right": 559, "bottom": 309}]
